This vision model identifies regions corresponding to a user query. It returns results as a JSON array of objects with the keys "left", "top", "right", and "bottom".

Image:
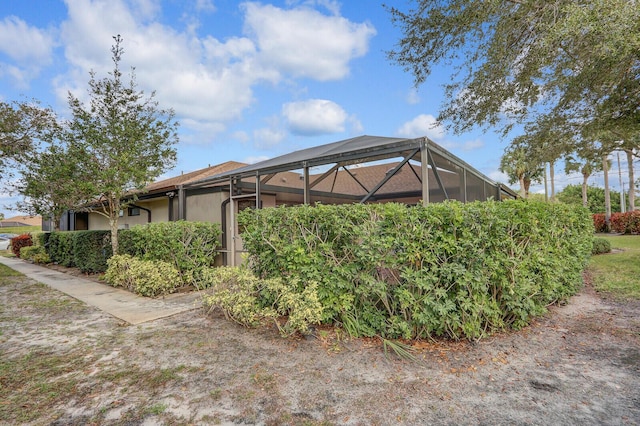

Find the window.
[{"left": 128, "top": 207, "right": 141, "bottom": 216}]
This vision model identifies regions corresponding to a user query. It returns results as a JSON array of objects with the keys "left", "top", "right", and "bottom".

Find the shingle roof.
[{"left": 145, "top": 161, "right": 247, "bottom": 192}]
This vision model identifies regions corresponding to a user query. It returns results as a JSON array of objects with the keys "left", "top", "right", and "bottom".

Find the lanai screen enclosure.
[{"left": 186, "top": 135, "right": 516, "bottom": 266}]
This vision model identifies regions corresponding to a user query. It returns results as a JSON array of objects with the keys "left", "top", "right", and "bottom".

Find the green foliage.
[
  {"left": 201, "top": 266, "right": 323, "bottom": 335},
  {"left": 47, "top": 232, "right": 74, "bottom": 266},
  {"left": 19, "top": 245, "right": 50, "bottom": 264},
  {"left": 73, "top": 231, "right": 112, "bottom": 273},
  {"left": 104, "top": 254, "right": 181, "bottom": 297},
  {"left": 557, "top": 184, "right": 621, "bottom": 214},
  {"left": 239, "top": 201, "right": 593, "bottom": 341},
  {"left": 63, "top": 36, "right": 178, "bottom": 255},
  {"left": 119, "top": 221, "right": 221, "bottom": 287},
  {"left": 591, "top": 238, "right": 611, "bottom": 255}
]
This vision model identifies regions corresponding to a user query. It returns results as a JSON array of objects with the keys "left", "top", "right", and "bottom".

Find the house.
[
  {"left": 57, "top": 135, "right": 517, "bottom": 265},
  {"left": 0, "top": 215, "right": 42, "bottom": 228}
]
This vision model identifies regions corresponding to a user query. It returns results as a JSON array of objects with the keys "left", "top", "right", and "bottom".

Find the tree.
[
  {"left": 15, "top": 142, "right": 90, "bottom": 230},
  {"left": 564, "top": 153, "right": 603, "bottom": 208},
  {"left": 557, "top": 184, "right": 620, "bottom": 214},
  {"left": 499, "top": 144, "right": 544, "bottom": 198},
  {"left": 387, "top": 0, "right": 640, "bottom": 139},
  {"left": 0, "top": 101, "right": 57, "bottom": 182},
  {"left": 64, "top": 35, "right": 178, "bottom": 254}
]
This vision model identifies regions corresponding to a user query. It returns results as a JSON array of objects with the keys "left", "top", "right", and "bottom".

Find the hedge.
[
  {"left": 610, "top": 211, "right": 640, "bottom": 234},
  {"left": 238, "top": 200, "right": 594, "bottom": 341}
]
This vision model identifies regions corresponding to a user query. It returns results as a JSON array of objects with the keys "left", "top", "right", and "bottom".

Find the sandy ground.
[{"left": 1, "top": 270, "right": 639, "bottom": 425}]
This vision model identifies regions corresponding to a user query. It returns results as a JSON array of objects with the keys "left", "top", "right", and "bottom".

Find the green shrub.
[
  {"left": 73, "top": 230, "right": 112, "bottom": 273},
  {"left": 19, "top": 245, "right": 51, "bottom": 264},
  {"left": 120, "top": 221, "right": 221, "bottom": 286},
  {"left": 48, "top": 232, "right": 75, "bottom": 266},
  {"left": 238, "top": 200, "right": 594, "bottom": 341},
  {"left": 592, "top": 237, "right": 612, "bottom": 255},
  {"left": 104, "top": 254, "right": 181, "bottom": 297},
  {"left": 201, "top": 266, "right": 323, "bottom": 335}
]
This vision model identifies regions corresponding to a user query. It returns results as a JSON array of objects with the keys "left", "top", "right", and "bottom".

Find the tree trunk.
[
  {"left": 603, "top": 155, "right": 611, "bottom": 232},
  {"left": 582, "top": 172, "right": 589, "bottom": 208},
  {"left": 549, "top": 160, "right": 556, "bottom": 201},
  {"left": 519, "top": 175, "right": 526, "bottom": 198},
  {"left": 523, "top": 176, "right": 531, "bottom": 199},
  {"left": 626, "top": 149, "right": 635, "bottom": 211},
  {"left": 543, "top": 164, "right": 548, "bottom": 202},
  {"left": 109, "top": 198, "right": 120, "bottom": 255}
]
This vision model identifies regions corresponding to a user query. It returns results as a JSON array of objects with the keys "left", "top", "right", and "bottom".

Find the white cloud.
[
  {"left": 54, "top": 0, "right": 374, "bottom": 144},
  {"left": 0, "top": 16, "right": 55, "bottom": 86},
  {"left": 283, "top": 99, "right": 347, "bottom": 135},
  {"left": 242, "top": 2, "right": 376, "bottom": 81},
  {"left": 397, "top": 114, "right": 446, "bottom": 140},
  {"left": 243, "top": 155, "right": 270, "bottom": 164},
  {"left": 462, "top": 138, "right": 484, "bottom": 151},
  {"left": 406, "top": 88, "right": 420, "bottom": 105},
  {"left": 253, "top": 121, "right": 287, "bottom": 148}
]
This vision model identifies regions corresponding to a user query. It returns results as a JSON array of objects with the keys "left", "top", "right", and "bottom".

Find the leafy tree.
[
  {"left": 387, "top": 0, "right": 640, "bottom": 139},
  {"left": 564, "top": 153, "right": 603, "bottom": 208},
  {"left": 15, "top": 142, "right": 90, "bottom": 230},
  {"left": 499, "top": 144, "right": 544, "bottom": 198},
  {"left": 64, "top": 35, "right": 178, "bottom": 254},
  {"left": 0, "top": 101, "right": 57, "bottom": 182},
  {"left": 557, "top": 184, "right": 620, "bottom": 214}
]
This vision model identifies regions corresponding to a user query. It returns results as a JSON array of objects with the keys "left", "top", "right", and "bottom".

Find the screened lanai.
[{"left": 186, "top": 135, "right": 517, "bottom": 265}]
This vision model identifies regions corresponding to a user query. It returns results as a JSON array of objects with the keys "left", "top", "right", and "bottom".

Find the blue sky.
[{"left": 0, "top": 0, "right": 603, "bottom": 218}]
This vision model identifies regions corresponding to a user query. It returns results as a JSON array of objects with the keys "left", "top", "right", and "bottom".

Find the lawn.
[{"left": 589, "top": 234, "right": 640, "bottom": 300}]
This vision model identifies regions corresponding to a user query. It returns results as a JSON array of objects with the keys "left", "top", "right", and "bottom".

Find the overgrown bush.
[
  {"left": 201, "top": 266, "right": 323, "bottom": 335},
  {"left": 104, "top": 254, "right": 181, "bottom": 297},
  {"left": 239, "top": 200, "right": 593, "bottom": 341},
  {"left": 120, "top": 221, "right": 221, "bottom": 286},
  {"left": 10, "top": 234, "right": 32, "bottom": 258},
  {"left": 593, "top": 213, "right": 607, "bottom": 233},
  {"left": 20, "top": 245, "right": 50, "bottom": 264},
  {"left": 592, "top": 237, "right": 612, "bottom": 255},
  {"left": 610, "top": 211, "right": 640, "bottom": 234}
]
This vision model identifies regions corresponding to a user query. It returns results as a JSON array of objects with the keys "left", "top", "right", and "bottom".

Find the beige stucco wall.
[
  {"left": 186, "top": 192, "right": 224, "bottom": 223},
  {"left": 87, "top": 198, "right": 170, "bottom": 230}
]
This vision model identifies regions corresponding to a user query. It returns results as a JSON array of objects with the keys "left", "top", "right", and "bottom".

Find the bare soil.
[{"left": 1, "top": 270, "right": 639, "bottom": 425}]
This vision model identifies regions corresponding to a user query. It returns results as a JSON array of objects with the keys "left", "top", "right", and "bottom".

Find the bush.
[
  {"left": 592, "top": 238, "right": 612, "bottom": 255},
  {"left": 20, "top": 245, "right": 51, "bottom": 264},
  {"left": 48, "top": 232, "right": 75, "bottom": 266},
  {"left": 593, "top": 213, "right": 607, "bottom": 233},
  {"left": 73, "top": 231, "right": 112, "bottom": 273},
  {"left": 610, "top": 211, "right": 640, "bottom": 234},
  {"left": 239, "top": 201, "right": 594, "bottom": 341},
  {"left": 104, "top": 254, "right": 182, "bottom": 297},
  {"left": 120, "top": 221, "right": 221, "bottom": 286},
  {"left": 201, "top": 266, "right": 323, "bottom": 335},
  {"left": 10, "top": 234, "right": 32, "bottom": 258}
]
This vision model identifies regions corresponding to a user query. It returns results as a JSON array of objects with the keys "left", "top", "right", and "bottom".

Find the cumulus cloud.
[
  {"left": 283, "top": 99, "right": 347, "bottom": 135},
  {"left": 242, "top": 2, "right": 376, "bottom": 81},
  {"left": 0, "top": 16, "right": 54, "bottom": 86},
  {"left": 397, "top": 114, "right": 446, "bottom": 140},
  {"left": 54, "top": 0, "right": 374, "bottom": 144}
]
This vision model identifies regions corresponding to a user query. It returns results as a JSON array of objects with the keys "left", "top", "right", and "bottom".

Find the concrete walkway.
[{"left": 0, "top": 256, "right": 202, "bottom": 325}]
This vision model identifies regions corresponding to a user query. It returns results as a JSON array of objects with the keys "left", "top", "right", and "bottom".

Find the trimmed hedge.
[
  {"left": 119, "top": 221, "right": 222, "bottom": 287},
  {"left": 592, "top": 237, "right": 611, "bottom": 255},
  {"left": 45, "top": 221, "right": 221, "bottom": 277},
  {"left": 610, "top": 211, "right": 640, "bottom": 234},
  {"left": 593, "top": 213, "right": 607, "bottom": 233},
  {"left": 238, "top": 200, "right": 594, "bottom": 341},
  {"left": 104, "top": 254, "right": 181, "bottom": 297}
]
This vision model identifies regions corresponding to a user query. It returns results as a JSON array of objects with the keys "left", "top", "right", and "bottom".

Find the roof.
[
  {"left": 187, "top": 135, "right": 498, "bottom": 189},
  {"left": 145, "top": 161, "right": 247, "bottom": 192},
  {"left": 0, "top": 215, "right": 42, "bottom": 227}
]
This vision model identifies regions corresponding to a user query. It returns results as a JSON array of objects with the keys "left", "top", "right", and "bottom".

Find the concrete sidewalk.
[{"left": 0, "top": 256, "right": 202, "bottom": 325}]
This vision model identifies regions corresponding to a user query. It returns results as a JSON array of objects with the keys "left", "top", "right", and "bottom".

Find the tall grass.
[{"left": 589, "top": 235, "right": 640, "bottom": 300}]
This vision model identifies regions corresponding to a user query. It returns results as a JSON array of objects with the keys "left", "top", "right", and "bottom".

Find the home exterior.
[{"left": 55, "top": 135, "right": 517, "bottom": 265}]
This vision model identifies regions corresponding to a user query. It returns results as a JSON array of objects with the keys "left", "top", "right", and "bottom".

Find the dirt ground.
[{"left": 1, "top": 269, "right": 639, "bottom": 426}]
